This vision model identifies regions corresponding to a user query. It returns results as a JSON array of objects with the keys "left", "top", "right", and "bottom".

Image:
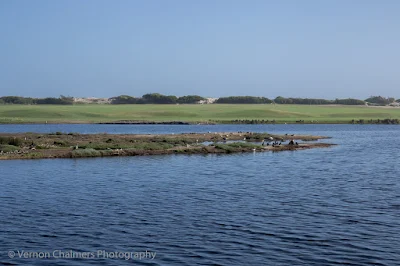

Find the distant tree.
[
  {"left": 60, "top": 95, "right": 74, "bottom": 101},
  {"left": 36, "top": 97, "right": 73, "bottom": 105},
  {"left": 216, "top": 96, "right": 272, "bottom": 104},
  {"left": 0, "top": 96, "right": 75, "bottom": 105},
  {"left": 274, "top": 96, "right": 292, "bottom": 104},
  {"left": 177, "top": 95, "right": 205, "bottom": 104},
  {"left": 396, "top": 99, "right": 400, "bottom": 103},
  {"left": 365, "top": 96, "right": 392, "bottom": 105},
  {"left": 334, "top": 98, "right": 365, "bottom": 105},
  {"left": 0, "top": 96, "right": 36, "bottom": 104},
  {"left": 142, "top": 93, "right": 177, "bottom": 104},
  {"left": 274, "top": 97, "right": 332, "bottom": 104},
  {"left": 110, "top": 95, "right": 141, "bottom": 104}
]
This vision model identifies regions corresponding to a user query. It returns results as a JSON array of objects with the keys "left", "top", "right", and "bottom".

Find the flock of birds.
[
  {"left": 216, "top": 132, "right": 299, "bottom": 151},
  {"left": 260, "top": 136, "right": 298, "bottom": 147}
]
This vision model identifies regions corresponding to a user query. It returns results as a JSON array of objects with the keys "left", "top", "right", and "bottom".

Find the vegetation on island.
[{"left": 0, "top": 132, "right": 333, "bottom": 160}]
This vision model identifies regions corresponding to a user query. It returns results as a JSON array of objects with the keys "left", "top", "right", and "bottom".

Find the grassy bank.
[
  {"left": 0, "top": 132, "right": 333, "bottom": 160},
  {"left": 0, "top": 104, "right": 400, "bottom": 124}
]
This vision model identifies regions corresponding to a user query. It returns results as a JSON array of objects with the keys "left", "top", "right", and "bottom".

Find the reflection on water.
[{"left": 1, "top": 125, "right": 399, "bottom": 265}]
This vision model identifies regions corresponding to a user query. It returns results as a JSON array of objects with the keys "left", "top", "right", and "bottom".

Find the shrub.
[
  {"left": 214, "top": 144, "right": 236, "bottom": 153},
  {"left": 130, "top": 142, "right": 174, "bottom": 150},
  {"left": 80, "top": 143, "right": 122, "bottom": 150},
  {"left": 71, "top": 148, "right": 101, "bottom": 158},
  {"left": 225, "top": 142, "right": 259, "bottom": 148},
  {"left": 53, "top": 140, "right": 69, "bottom": 147},
  {"left": 0, "top": 145, "right": 19, "bottom": 153},
  {"left": 0, "top": 137, "right": 8, "bottom": 144},
  {"left": 215, "top": 142, "right": 259, "bottom": 153}
]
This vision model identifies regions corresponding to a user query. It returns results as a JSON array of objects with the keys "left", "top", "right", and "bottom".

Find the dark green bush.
[
  {"left": 0, "top": 137, "right": 23, "bottom": 146},
  {"left": 53, "top": 140, "right": 69, "bottom": 147}
]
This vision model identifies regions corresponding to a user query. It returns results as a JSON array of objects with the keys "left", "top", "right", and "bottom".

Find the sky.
[{"left": 0, "top": 0, "right": 399, "bottom": 99}]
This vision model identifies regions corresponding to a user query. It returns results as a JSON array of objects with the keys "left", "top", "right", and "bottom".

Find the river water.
[{"left": 1, "top": 124, "right": 399, "bottom": 265}]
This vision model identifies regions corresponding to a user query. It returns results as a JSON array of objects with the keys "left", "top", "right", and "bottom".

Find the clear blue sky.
[{"left": 1, "top": 0, "right": 399, "bottom": 99}]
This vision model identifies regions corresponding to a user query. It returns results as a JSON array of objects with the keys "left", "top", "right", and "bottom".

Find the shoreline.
[
  {"left": 0, "top": 132, "right": 335, "bottom": 160},
  {"left": 0, "top": 120, "right": 399, "bottom": 125}
]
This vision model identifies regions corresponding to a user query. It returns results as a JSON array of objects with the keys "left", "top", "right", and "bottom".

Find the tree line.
[
  {"left": 0, "top": 94, "right": 398, "bottom": 105},
  {"left": 0, "top": 96, "right": 74, "bottom": 105},
  {"left": 273, "top": 96, "right": 366, "bottom": 105},
  {"left": 110, "top": 95, "right": 397, "bottom": 105},
  {"left": 216, "top": 96, "right": 272, "bottom": 104},
  {"left": 109, "top": 94, "right": 205, "bottom": 104}
]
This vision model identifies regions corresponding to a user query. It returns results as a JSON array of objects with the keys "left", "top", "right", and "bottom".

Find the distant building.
[
  {"left": 73, "top": 97, "right": 111, "bottom": 104},
  {"left": 198, "top": 98, "right": 218, "bottom": 104}
]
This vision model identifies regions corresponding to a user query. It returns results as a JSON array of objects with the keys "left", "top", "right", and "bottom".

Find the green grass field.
[{"left": 0, "top": 104, "right": 400, "bottom": 124}]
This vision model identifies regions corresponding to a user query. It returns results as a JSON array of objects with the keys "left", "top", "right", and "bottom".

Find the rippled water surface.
[{"left": 1, "top": 124, "right": 399, "bottom": 265}]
